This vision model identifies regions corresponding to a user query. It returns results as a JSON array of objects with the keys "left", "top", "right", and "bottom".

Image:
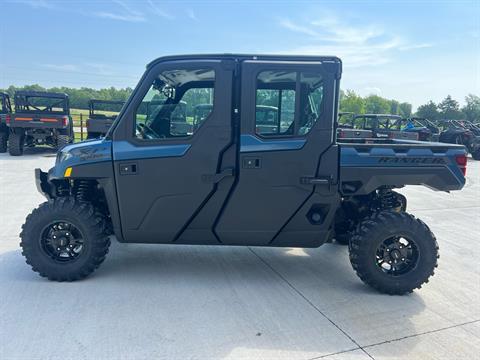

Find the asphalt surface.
[{"left": 0, "top": 147, "right": 479, "bottom": 360}]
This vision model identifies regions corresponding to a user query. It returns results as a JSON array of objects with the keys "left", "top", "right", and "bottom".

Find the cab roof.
[{"left": 147, "top": 53, "right": 342, "bottom": 70}]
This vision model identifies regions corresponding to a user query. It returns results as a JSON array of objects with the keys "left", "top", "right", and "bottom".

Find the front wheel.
[
  {"left": 20, "top": 197, "right": 110, "bottom": 281},
  {"left": 0, "top": 131, "right": 7, "bottom": 153},
  {"left": 349, "top": 211, "right": 438, "bottom": 295},
  {"left": 8, "top": 131, "right": 24, "bottom": 156}
]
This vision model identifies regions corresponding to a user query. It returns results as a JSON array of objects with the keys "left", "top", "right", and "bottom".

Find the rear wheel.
[
  {"left": 20, "top": 197, "right": 110, "bottom": 281},
  {"left": 349, "top": 211, "right": 438, "bottom": 295},
  {"left": 8, "top": 130, "right": 24, "bottom": 156},
  {"left": 0, "top": 131, "right": 7, "bottom": 153}
]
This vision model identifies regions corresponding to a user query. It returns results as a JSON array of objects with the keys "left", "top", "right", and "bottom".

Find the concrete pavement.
[{"left": 0, "top": 147, "right": 479, "bottom": 359}]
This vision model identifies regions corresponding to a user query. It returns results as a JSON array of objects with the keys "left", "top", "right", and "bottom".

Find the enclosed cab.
[
  {"left": 8, "top": 91, "right": 73, "bottom": 156},
  {"left": 86, "top": 100, "right": 125, "bottom": 139},
  {"left": 0, "top": 92, "right": 12, "bottom": 153},
  {"left": 22, "top": 54, "right": 468, "bottom": 295}
]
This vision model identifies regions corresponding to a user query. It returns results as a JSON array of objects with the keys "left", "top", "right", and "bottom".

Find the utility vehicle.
[
  {"left": 0, "top": 92, "right": 12, "bottom": 153},
  {"left": 22, "top": 54, "right": 468, "bottom": 295},
  {"left": 8, "top": 91, "right": 73, "bottom": 155},
  {"left": 405, "top": 117, "right": 440, "bottom": 141},
  {"left": 439, "top": 120, "right": 480, "bottom": 160},
  {"left": 352, "top": 114, "right": 419, "bottom": 140},
  {"left": 86, "top": 100, "right": 125, "bottom": 139},
  {"left": 336, "top": 112, "right": 373, "bottom": 139}
]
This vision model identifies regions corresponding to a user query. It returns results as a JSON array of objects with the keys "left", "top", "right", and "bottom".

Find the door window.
[
  {"left": 255, "top": 70, "right": 324, "bottom": 137},
  {"left": 135, "top": 68, "right": 215, "bottom": 140}
]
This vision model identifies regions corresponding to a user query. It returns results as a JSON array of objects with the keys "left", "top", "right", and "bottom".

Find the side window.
[
  {"left": 255, "top": 70, "right": 324, "bottom": 137},
  {"left": 135, "top": 68, "right": 215, "bottom": 140},
  {"left": 256, "top": 71, "right": 296, "bottom": 136}
]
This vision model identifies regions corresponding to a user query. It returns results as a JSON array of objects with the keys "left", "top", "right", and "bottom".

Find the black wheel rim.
[
  {"left": 40, "top": 221, "right": 85, "bottom": 263},
  {"left": 375, "top": 236, "right": 419, "bottom": 276}
]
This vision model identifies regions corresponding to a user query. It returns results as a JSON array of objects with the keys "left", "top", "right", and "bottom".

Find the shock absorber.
[
  {"left": 75, "top": 180, "right": 92, "bottom": 202},
  {"left": 377, "top": 188, "right": 406, "bottom": 212}
]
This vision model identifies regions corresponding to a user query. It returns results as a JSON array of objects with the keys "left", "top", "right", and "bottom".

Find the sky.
[{"left": 0, "top": 0, "right": 478, "bottom": 109}]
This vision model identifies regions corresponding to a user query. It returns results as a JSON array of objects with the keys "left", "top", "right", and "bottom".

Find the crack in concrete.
[{"left": 248, "top": 247, "right": 375, "bottom": 360}]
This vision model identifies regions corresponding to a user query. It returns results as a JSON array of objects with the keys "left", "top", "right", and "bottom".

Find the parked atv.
[
  {"left": 0, "top": 92, "right": 12, "bottom": 153},
  {"left": 337, "top": 112, "right": 373, "bottom": 139},
  {"left": 7, "top": 91, "right": 73, "bottom": 156},
  {"left": 439, "top": 120, "right": 480, "bottom": 160},
  {"left": 86, "top": 100, "right": 125, "bottom": 139},
  {"left": 352, "top": 114, "right": 419, "bottom": 140}
]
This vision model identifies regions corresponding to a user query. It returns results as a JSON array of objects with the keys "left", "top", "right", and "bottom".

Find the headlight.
[{"left": 56, "top": 151, "right": 72, "bottom": 164}]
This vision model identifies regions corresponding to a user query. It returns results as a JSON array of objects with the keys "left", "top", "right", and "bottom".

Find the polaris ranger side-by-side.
[
  {"left": 8, "top": 91, "right": 74, "bottom": 155},
  {"left": 439, "top": 120, "right": 480, "bottom": 160},
  {"left": 23, "top": 55, "right": 467, "bottom": 295},
  {"left": 336, "top": 112, "right": 373, "bottom": 139},
  {"left": 352, "top": 114, "right": 419, "bottom": 140},
  {"left": 0, "top": 92, "right": 12, "bottom": 153},
  {"left": 86, "top": 100, "right": 125, "bottom": 139}
]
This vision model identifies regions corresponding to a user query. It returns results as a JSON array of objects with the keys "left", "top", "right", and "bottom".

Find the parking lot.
[{"left": 0, "top": 148, "right": 478, "bottom": 360}]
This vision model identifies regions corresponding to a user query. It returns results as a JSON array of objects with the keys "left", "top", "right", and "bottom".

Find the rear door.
[
  {"left": 112, "top": 60, "right": 235, "bottom": 243},
  {"left": 215, "top": 60, "right": 340, "bottom": 246}
]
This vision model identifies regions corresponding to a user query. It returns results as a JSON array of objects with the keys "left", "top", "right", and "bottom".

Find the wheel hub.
[
  {"left": 40, "top": 221, "right": 85, "bottom": 263},
  {"left": 376, "top": 236, "right": 419, "bottom": 276}
]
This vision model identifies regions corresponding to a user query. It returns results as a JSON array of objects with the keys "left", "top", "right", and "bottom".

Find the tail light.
[
  {"left": 338, "top": 129, "right": 345, "bottom": 138},
  {"left": 62, "top": 116, "right": 69, "bottom": 127},
  {"left": 455, "top": 154, "right": 467, "bottom": 176},
  {"left": 5, "top": 114, "right": 10, "bottom": 125}
]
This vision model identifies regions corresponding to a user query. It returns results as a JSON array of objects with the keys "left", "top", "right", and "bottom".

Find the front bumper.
[{"left": 35, "top": 168, "right": 53, "bottom": 200}]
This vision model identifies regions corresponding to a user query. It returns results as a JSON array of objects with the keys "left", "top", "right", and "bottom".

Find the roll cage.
[{"left": 14, "top": 91, "right": 70, "bottom": 115}]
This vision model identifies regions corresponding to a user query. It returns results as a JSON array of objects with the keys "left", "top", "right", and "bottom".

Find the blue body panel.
[
  {"left": 51, "top": 139, "right": 112, "bottom": 178},
  {"left": 112, "top": 141, "right": 191, "bottom": 161},
  {"left": 340, "top": 143, "right": 467, "bottom": 188},
  {"left": 240, "top": 134, "right": 305, "bottom": 152}
]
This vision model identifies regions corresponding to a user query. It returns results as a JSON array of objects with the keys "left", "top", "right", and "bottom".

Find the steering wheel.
[{"left": 136, "top": 122, "right": 163, "bottom": 139}]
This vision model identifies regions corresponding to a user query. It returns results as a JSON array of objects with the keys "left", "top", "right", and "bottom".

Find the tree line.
[
  {"left": 1, "top": 84, "right": 479, "bottom": 122},
  {"left": 340, "top": 90, "right": 480, "bottom": 123}
]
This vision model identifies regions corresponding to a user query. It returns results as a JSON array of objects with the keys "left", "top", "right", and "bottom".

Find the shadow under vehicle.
[
  {"left": 86, "top": 100, "right": 125, "bottom": 139},
  {"left": 352, "top": 114, "right": 419, "bottom": 140},
  {"left": 439, "top": 120, "right": 480, "bottom": 160},
  {"left": 24, "top": 54, "right": 468, "bottom": 295},
  {"left": 0, "top": 92, "right": 12, "bottom": 153},
  {"left": 7, "top": 91, "right": 73, "bottom": 156}
]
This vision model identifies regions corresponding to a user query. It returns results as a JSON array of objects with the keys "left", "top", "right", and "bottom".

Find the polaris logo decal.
[{"left": 378, "top": 157, "right": 446, "bottom": 164}]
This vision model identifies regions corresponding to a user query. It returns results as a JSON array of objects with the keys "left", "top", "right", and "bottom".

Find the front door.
[
  {"left": 215, "top": 60, "right": 339, "bottom": 246},
  {"left": 112, "top": 60, "right": 235, "bottom": 243}
]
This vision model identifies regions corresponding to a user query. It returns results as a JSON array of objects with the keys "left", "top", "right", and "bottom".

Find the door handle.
[
  {"left": 300, "top": 176, "right": 331, "bottom": 186},
  {"left": 119, "top": 162, "right": 138, "bottom": 175},
  {"left": 202, "top": 168, "right": 234, "bottom": 183}
]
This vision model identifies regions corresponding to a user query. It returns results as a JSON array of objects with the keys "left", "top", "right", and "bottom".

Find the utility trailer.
[
  {"left": 7, "top": 91, "right": 73, "bottom": 155},
  {"left": 23, "top": 54, "right": 468, "bottom": 295},
  {"left": 86, "top": 100, "right": 125, "bottom": 139},
  {"left": 0, "top": 92, "right": 12, "bottom": 153}
]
